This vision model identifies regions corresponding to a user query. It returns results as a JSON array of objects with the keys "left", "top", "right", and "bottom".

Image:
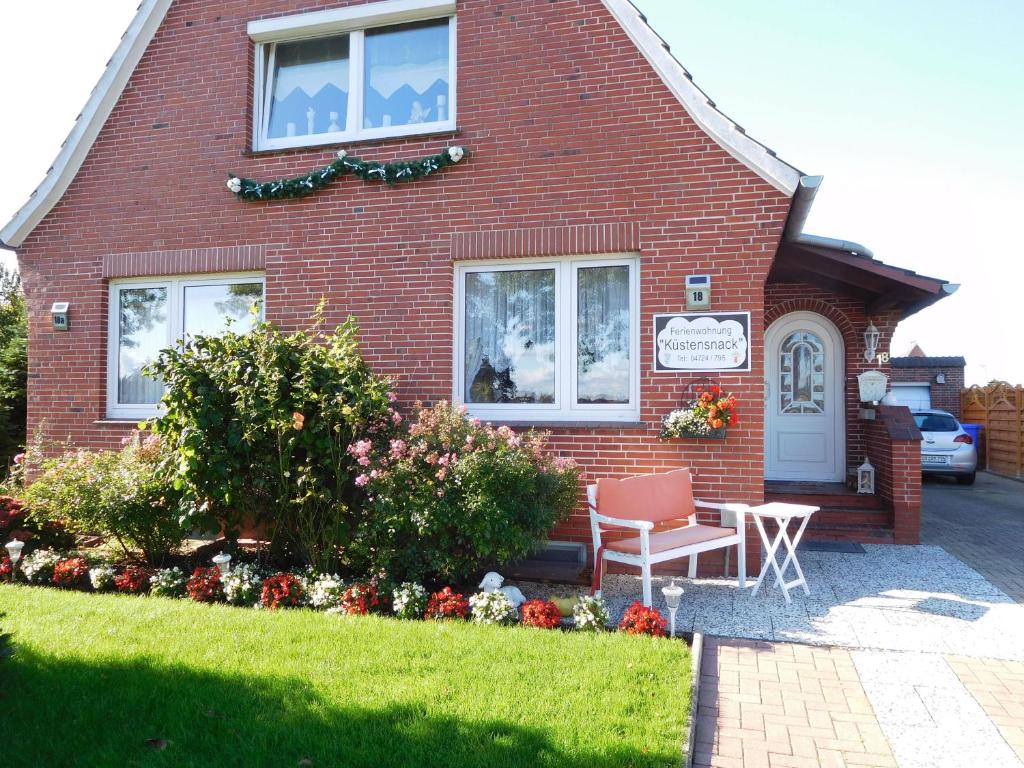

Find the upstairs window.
[{"left": 253, "top": 7, "right": 455, "bottom": 151}]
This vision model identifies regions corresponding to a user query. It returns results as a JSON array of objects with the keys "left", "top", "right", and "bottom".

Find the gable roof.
[{"left": 0, "top": 0, "right": 805, "bottom": 249}]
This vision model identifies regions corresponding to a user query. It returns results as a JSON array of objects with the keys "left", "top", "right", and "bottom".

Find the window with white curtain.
[
  {"left": 455, "top": 257, "right": 640, "bottom": 423},
  {"left": 107, "top": 274, "right": 265, "bottom": 420},
  {"left": 253, "top": 13, "right": 455, "bottom": 151}
]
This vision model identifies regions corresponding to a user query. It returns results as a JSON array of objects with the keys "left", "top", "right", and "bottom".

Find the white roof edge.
[
  {"left": 0, "top": 0, "right": 174, "bottom": 249},
  {"left": 600, "top": 0, "right": 803, "bottom": 196}
]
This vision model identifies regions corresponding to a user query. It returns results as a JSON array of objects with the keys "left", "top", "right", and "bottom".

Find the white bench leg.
[
  {"left": 737, "top": 536, "right": 747, "bottom": 588},
  {"left": 688, "top": 553, "right": 698, "bottom": 579},
  {"left": 641, "top": 561, "right": 653, "bottom": 607}
]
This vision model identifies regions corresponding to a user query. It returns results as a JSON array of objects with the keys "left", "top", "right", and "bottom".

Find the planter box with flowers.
[{"left": 660, "top": 385, "right": 739, "bottom": 440}]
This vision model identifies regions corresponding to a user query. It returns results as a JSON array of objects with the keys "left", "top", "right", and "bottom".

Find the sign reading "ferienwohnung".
[{"left": 653, "top": 312, "right": 751, "bottom": 372}]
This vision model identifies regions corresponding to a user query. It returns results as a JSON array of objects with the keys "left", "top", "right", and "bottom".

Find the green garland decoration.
[{"left": 226, "top": 146, "right": 467, "bottom": 201}]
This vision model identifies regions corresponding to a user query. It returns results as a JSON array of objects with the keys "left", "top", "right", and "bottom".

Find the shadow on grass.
[{"left": 0, "top": 646, "right": 676, "bottom": 768}]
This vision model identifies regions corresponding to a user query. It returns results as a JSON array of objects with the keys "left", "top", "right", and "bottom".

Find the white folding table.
[{"left": 748, "top": 502, "right": 819, "bottom": 603}]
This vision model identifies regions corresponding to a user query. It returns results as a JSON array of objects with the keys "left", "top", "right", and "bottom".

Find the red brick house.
[{"left": 1, "top": 0, "right": 957, "bottom": 574}]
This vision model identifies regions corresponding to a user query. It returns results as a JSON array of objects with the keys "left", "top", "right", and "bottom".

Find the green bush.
[
  {"left": 0, "top": 266, "right": 27, "bottom": 475},
  {"left": 148, "top": 315, "right": 394, "bottom": 572},
  {"left": 351, "top": 401, "right": 579, "bottom": 584},
  {"left": 22, "top": 435, "right": 186, "bottom": 564}
]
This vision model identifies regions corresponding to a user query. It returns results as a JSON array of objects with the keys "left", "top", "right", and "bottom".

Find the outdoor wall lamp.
[
  {"left": 935, "top": 373, "right": 946, "bottom": 384},
  {"left": 863, "top": 321, "right": 880, "bottom": 363}
]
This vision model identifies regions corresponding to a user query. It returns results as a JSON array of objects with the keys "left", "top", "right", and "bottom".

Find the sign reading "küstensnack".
[{"left": 654, "top": 312, "right": 751, "bottom": 372}]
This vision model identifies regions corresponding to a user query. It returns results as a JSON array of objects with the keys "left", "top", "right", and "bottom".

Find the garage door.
[{"left": 889, "top": 383, "right": 932, "bottom": 410}]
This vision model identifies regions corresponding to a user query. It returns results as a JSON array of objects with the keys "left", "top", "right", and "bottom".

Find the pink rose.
[{"left": 355, "top": 474, "right": 370, "bottom": 487}]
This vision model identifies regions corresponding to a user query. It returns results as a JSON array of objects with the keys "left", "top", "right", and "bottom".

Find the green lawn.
[{"left": 0, "top": 585, "right": 690, "bottom": 768}]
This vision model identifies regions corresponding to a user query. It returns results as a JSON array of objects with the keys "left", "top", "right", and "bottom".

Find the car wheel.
[{"left": 956, "top": 473, "right": 976, "bottom": 486}]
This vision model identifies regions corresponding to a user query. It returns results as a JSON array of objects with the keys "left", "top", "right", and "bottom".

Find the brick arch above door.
[{"left": 764, "top": 298, "right": 857, "bottom": 350}]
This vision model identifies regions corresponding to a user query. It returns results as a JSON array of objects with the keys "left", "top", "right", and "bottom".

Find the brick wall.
[
  {"left": 863, "top": 406, "right": 922, "bottom": 544},
  {"left": 15, "top": 0, "right": 798, "bottom": 576},
  {"left": 892, "top": 361, "right": 965, "bottom": 417}
]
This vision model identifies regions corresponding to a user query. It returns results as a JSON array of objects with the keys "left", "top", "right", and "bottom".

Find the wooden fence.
[{"left": 961, "top": 384, "right": 1024, "bottom": 478}]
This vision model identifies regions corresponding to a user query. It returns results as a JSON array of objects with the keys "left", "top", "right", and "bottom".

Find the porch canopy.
[{"left": 770, "top": 240, "right": 955, "bottom": 319}]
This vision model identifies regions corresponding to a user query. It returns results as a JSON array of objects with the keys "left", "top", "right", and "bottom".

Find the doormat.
[{"left": 798, "top": 540, "right": 866, "bottom": 554}]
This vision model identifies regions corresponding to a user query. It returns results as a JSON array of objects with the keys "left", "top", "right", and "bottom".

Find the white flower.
[
  {"left": 573, "top": 596, "right": 610, "bottom": 631},
  {"left": 336, "top": 149, "right": 348, "bottom": 159},
  {"left": 89, "top": 565, "right": 116, "bottom": 591},
  {"left": 222, "top": 563, "right": 263, "bottom": 606},
  {"left": 150, "top": 567, "right": 187, "bottom": 598},
  {"left": 392, "top": 582, "right": 427, "bottom": 620},
  {"left": 469, "top": 590, "right": 516, "bottom": 625},
  {"left": 20, "top": 549, "right": 60, "bottom": 583},
  {"left": 226, "top": 177, "right": 242, "bottom": 193},
  {"left": 447, "top": 146, "right": 465, "bottom": 163},
  {"left": 310, "top": 574, "right": 345, "bottom": 610}
]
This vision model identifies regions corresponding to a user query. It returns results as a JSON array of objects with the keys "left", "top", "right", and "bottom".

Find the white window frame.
[
  {"left": 453, "top": 255, "right": 641, "bottom": 424},
  {"left": 250, "top": 0, "right": 457, "bottom": 152},
  {"left": 106, "top": 273, "right": 266, "bottom": 420}
]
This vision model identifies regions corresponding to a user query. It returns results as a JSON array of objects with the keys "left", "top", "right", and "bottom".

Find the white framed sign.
[{"left": 654, "top": 312, "right": 751, "bottom": 372}]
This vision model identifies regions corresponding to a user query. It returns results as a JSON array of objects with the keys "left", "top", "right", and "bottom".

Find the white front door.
[{"left": 765, "top": 312, "right": 845, "bottom": 481}]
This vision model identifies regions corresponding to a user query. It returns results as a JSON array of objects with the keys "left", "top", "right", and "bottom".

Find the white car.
[{"left": 912, "top": 409, "right": 978, "bottom": 486}]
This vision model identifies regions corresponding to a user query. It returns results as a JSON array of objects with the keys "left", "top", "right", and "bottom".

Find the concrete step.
[{"left": 764, "top": 491, "right": 886, "bottom": 511}]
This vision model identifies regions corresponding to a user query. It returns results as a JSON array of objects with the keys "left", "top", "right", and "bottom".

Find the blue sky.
[{"left": 1, "top": 1, "right": 1021, "bottom": 383}]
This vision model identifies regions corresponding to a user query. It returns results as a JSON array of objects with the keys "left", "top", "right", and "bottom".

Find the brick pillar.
[{"left": 864, "top": 405, "right": 923, "bottom": 545}]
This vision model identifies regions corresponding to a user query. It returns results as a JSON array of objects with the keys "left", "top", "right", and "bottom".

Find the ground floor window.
[
  {"left": 106, "top": 274, "right": 265, "bottom": 419},
  {"left": 454, "top": 256, "right": 640, "bottom": 423}
]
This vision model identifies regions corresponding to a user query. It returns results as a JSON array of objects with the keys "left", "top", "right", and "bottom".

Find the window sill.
[
  {"left": 94, "top": 419, "right": 148, "bottom": 426},
  {"left": 244, "top": 126, "right": 463, "bottom": 159}
]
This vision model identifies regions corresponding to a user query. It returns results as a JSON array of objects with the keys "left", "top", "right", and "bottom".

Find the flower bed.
[{"left": 0, "top": 544, "right": 678, "bottom": 637}]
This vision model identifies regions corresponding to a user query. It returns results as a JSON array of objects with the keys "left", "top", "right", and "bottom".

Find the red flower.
[
  {"left": 521, "top": 600, "right": 562, "bottom": 629},
  {"left": 186, "top": 566, "right": 224, "bottom": 603},
  {"left": 339, "top": 581, "right": 383, "bottom": 615},
  {"left": 53, "top": 557, "right": 90, "bottom": 589},
  {"left": 0, "top": 556, "right": 12, "bottom": 582},
  {"left": 618, "top": 601, "right": 668, "bottom": 637},
  {"left": 425, "top": 587, "right": 469, "bottom": 620},
  {"left": 260, "top": 573, "right": 305, "bottom": 609},
  {"left": 115, "top": 565, "right": 151, "bottom": 595}
]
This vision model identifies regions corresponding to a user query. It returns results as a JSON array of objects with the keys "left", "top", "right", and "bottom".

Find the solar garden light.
[
  {"left": 5, "top": 539, "right": 25, "bottom": 581},
  {"left": 661, "top": 578, "right": 684, "bottom": 637},
  {"left": 212, "top": 552, "right": 232, "bottom": 575}
]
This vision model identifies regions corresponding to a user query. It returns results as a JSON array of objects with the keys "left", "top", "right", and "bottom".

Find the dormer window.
[{"left": 250, "top": 1, "right": 456, "bottom": 151}]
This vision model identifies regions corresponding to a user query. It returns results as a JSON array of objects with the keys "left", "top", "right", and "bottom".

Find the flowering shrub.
[
  {"left": 149, "top": 316, "right": 395, "bottom": 572},
  {"left": 222, "top": 563, "right": 264, "bottom": 606},
  {"left": 392, "top": 582, "right": 428, "bottom": 620},
  {"left": 425, "top": 587, "right": 469, "bottom": 621},
  {"left": 21, "top": 435, "right": 186, "bottom": 563},
  {"left": 572, "top": 596, "right": 610, "bottom": 631},
  {"left": 0, "top": 496, "right": 26, "bottom": 540},
  {"left": 661, "top": 385, "right": 738, "bottom": 439},
  {"left": 618, "top": 601, "right": 668, "bottom": 637},
  {"left": 309, "top": 574, "right": 345, "bottom": 612},
  {"left": 520, "top": 599, "right": 562, "bottom": 629},
  {"left": 19, "top": 548, "right": 60, "bottom": 583},
  {"left": 52, "top": 557, "right": 90, "bottom": 589},
  {"left": 89, "top": 565, "right": 116, "bottom": 591},
  {"left": 338, "top": 581, "right": 382, "bottom": 616},
  {"left": 469, "top": 591, "right": 516, "bottom": 625},
  {"left": 150, "top": 567, "right": 188, "bottom": 598},
  {"left": 115, "top": 565, "right": 151, "bottom": 595},
  {"left": 0, "top": 556, "right": 11, "bottom": 581},
  {"left": 260, "top": 573, "right": 305, "bottom": 610},
  {"left": 185, "top": 567, "right": 223, "bottom": 603},
  {"left": 351, "top": 401, "right": 579, "bottom": 583}
]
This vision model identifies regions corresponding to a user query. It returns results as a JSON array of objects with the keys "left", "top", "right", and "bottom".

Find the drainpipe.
[{"left": 781, "top": 175, "right": 875, "bottom": 257}]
